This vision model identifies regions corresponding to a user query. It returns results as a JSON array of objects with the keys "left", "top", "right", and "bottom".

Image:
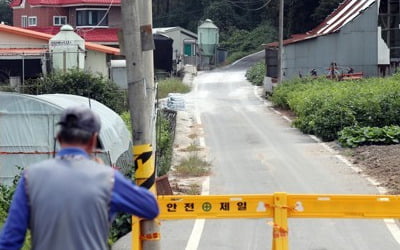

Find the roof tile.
[{"left": 11, "top": 0, "right": 119, "bottom": 6}]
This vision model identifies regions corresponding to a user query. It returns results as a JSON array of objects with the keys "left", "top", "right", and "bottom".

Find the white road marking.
[
  {"left": 309, "top": 135, "right": 321, "bottom": 143},
  {"left": 185, "top": 177, "right": 210, "bottom": 250},
  {"left": 282, "top": 116, "right": 292, "bottom": 122},
  {"left": 186, "top": 78, "right": 208, "bottom": 250}
]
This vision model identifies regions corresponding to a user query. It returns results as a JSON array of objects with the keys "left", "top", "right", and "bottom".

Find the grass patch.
[
  {"left": 158, "top": 77, "right": 191, "bottom": 99},
  {"left": 180, "top": 142, "right": 202, "bottom": 152},
  {"left": 185, "top": 183, "right": 201, "bottom": 195},
  {"left": 175, "top": 154, "right": 211, "bottom": 177},
  {"left": 188, "top": 133, "right": 198, "bottom": 139}
]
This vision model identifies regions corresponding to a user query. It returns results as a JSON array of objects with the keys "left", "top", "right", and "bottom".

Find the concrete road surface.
[
  {"left": 114, "top": 51, "right": 400, "bottom": 249},
  {"left": 160, "top": 51, "right": 400, "bottom": 249}
]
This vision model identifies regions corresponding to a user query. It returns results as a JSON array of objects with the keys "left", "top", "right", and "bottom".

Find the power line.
[{"left": 223, "top": 0, "right": 273, "bottom": 11}]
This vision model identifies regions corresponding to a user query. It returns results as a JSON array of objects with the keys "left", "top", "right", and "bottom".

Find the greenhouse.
[{"left": 0, "top": 92, "right": 132, "bottom": 185}]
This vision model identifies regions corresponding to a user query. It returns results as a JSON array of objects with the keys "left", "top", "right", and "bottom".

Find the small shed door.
[{"left": 184, "top": 44, "right": 193, "bottom": 56}]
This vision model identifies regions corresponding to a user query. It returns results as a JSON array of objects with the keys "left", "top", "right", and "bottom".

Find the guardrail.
[{"left": 152, "top": 193, "right": 400, "bottom": 250}]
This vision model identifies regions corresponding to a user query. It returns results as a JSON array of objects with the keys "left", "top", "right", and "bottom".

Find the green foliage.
[
  {"left": 0, "top": 0, "right": 12, "bottom": 25},
  {"left": 338, "top": 126, "right": 400, "bottom": 148},
  {"left": 24, "top": 69, "right": 127, "bottom": 113},
  {"left": 157, "top": 77, "right": 191, "bottom": 99},
  {"left": 120, "top": 111, "right": 132, "bottom": 134},
  {"left": 221, "top": 23, "right": 277, "bottom": 63},
  {"left": 312, "top": 0, "right": 343, "bottom": 24},
  {"left": 203, "top": 1, "right": 239, "bottom": 32},
  {"left": 0, "top": 167, "right": 31, "bottom": 249},
  {"left": 225, "top": 51, "right": 249, "bottom": 65},
  {"left": 156, "top": 112, "right": 174, "bottom": 176},
  {"left": 271, "top": 75, "right": 400, "bottom": 141},
  {"left": 245, "top": 62, "right": 265, "bottom": 86},
  {"left": 109, "top": 213, "right": 131, "bottom": 243}
]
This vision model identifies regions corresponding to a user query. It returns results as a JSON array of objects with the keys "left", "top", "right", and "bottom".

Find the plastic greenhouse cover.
[{"left": 0, "top": 92, "right": 131, "bottom": 185}]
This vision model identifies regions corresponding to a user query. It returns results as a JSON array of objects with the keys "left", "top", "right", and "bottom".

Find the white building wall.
[
  {"left": 0, "top": 32, "right": 47, "bottom": 47},
  {"left": 85, "top": 50, "right": 108, "bottom": 76}
]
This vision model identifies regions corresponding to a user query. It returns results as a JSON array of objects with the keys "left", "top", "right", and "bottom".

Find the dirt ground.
[{"left": 347, "top": 144, "right": 400, "bottom": 194}]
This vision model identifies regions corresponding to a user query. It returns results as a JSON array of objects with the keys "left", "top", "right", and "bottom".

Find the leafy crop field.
[{"left": 270, "top": 75, "right": 400, "bottom": 144}]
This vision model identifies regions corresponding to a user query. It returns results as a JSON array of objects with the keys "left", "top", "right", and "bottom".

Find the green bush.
[
  {"left": 157, "top": 77, "right": 190, "bottom": 99},
  {"left": 338, "top": 126, "right": 400, "bottom": 148},
  {"left": 120, "top": 111, "right": 132, "bottom": 134},
  {"left": 270, "top": 74, "right": 400, "bottom": 141},
  {"left": 245, "top": 62, "right": 265, "bottom": 86},
  {"left": 0, "top": 168, "right": 31, "bottom": 249},
  {"left": 221, "top": 22, "right": 277, "bottom": 63},
  {"left": 156, "top": 111, "right": 174, "bottom": 176},
  {"left": 23, "top": 69, "right": 127, "bottom": 113}
]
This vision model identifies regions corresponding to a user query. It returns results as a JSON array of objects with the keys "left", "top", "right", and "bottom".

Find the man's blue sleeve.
[
  {"left": 0, "top": 176, "right": 30, "bottom": 250},
  {"left": 110, "top": 171, "right": 159, "bottom": 220}
]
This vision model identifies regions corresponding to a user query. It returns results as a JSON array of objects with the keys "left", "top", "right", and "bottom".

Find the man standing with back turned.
[{"left": 0, "top": 106, "right": 159, "bottom": 250}]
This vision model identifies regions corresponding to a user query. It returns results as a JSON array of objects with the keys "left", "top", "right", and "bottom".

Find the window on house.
[
  {"left": 53, "top": 16, "right": 67, "bottom": 26},
  {"left": 76, "top": 9, "right": 108, "bottom": 27},
  {"left": 21, "top": 16, "right": 27, "bottom": 27},
  {"left": 28, "top": 16, "right": 37, "bottom": 26}
]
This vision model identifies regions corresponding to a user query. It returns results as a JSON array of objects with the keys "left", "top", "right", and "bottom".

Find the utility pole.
[
  {"left": 139, "top": 0, "right": 155, "bottom": 141},
  {"left": 120, "top": 0, "right": 160, "bottom": 249},
  {"left": 278, "top": 0, "right": 284, "bottom": 83}
]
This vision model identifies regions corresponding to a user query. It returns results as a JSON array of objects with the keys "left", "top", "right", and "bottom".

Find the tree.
[
  {"left": 312, "top": 0, "right": 342, "bottom": 24},
  {"left": 0, "top": 0, "right": 12, "bottom": 25},
  {"left": 202, "top": 1, "right": 239, "bottom": 32}
]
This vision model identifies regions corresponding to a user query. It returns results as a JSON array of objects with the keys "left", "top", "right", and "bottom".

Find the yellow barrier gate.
[{"left": 157, "top": 193, "right": 400, "bottom": 250}]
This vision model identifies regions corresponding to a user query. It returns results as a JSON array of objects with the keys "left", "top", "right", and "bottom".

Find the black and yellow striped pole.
[{"left": 132, "top": 144, "right": 159, "bottom": 250}]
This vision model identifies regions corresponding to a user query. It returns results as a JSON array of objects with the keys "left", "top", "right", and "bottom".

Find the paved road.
[{"left": 161, "top": 51, "right": 400, "bottom": 249}]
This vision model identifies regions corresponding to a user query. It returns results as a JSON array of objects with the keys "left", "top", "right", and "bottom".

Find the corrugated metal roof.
[{"left": 267, "top": 0, "right": 375, "bottom": 47}]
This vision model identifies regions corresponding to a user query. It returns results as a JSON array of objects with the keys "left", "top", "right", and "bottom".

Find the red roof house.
[{"left": 10, "top": 0, "right": 121, "bottom": 44}]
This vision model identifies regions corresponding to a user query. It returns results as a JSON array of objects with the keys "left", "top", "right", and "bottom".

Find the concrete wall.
[
  {"left": 85, "top": 50, "right": 108, "bottom": 76},
  {"left": 283, "top": 2, "right": 379, "bottom": 79}
]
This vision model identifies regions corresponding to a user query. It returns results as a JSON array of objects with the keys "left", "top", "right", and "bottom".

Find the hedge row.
[
  {"left": 245, "top": 62, "right": 265, "bottom": 86},
  {"left": 270, "top": 75, "right": 400, "bottom": 141}
]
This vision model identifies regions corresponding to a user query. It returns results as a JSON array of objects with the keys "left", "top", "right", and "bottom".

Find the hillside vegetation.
[
  {"left": 270, "top": 75, "right": 400, "bottom": 145},
  {"left": 153, "top": 0, "right": 342, "bottom": 61}
]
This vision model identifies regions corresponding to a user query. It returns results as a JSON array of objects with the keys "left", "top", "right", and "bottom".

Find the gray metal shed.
[
  {"left": 265, "top": 0, "right": 389, "bottom": 80},
  {"left": 0, "top": 92, "right": 132, "bottom": 185}
]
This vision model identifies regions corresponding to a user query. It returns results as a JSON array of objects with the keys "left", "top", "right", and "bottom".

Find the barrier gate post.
[
  {"left": 272, "top": 192, "right": 289, "bottom": 250},
  {"left": 132, "top": 144, "right": 159, "bottom": 250}
]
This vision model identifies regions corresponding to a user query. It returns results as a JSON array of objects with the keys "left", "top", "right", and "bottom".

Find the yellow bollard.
[
  {"left": 272, "top": 193, "right": 289, "bottom": 250},
  {"left": 132, "top": 144, "right": 159, "bottom": 250}
]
